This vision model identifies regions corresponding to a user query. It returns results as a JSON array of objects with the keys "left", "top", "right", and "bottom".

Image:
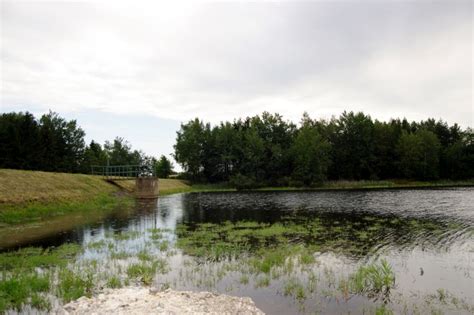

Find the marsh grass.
[
  {"left": 106, "top": 276, "right": 122, "bottom": 289},
  {"left": 137, "top": 250, "right": 153, "bottom": 262},
  {"left": 58, "top": 269, "right": 94, "bottom": 302},
  {"left": 239, "top": 274, "right": 249, "bottom": 285},
  {"left": 176, "top": 221, "right": 312, "bottom": 260},
  {"left": 110, "top": 251, "right": 131, "bottom": 259},
  {"left": 0, "top": 243, "right": 82, "bottom": 271},
  {"left": 176, "top": 216, "right": 455, "bottom": 263},
  {"left": 0, "top": 274, "right": 50, "bottom": 312},
  {"left": 254, "top": 276, "right": 271, "bottom": 288},
  {"left": 30, "top": 293, "right": 51, "bottom": 312},
  {"left": 111, "top": 230, "right": 141, "bottom": 241},
  {"left": 283, "top": 278, "right": 307, "bottom": 301},
  {"left": 374, "top": 304, "right": 394, "bottom": 315},
  {"left": 1, "top": 203, "right": 472, "bottom": 314},
  {"left": 349, "top": 259, "right": 396, "bottom": 300},
  {"left": 0, "top": 243, "right": 84, "bottom": 312},
  {"left": 157, "top": 240, "right": 169, "bottom": 252},
  {"left": 126, "top": 259, "right": 169, "bottom": 285}
]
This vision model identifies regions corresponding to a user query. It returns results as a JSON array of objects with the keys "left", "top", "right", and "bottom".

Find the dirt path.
[{"left": 62, "top": 287, "right": 265, "bottom": 315}]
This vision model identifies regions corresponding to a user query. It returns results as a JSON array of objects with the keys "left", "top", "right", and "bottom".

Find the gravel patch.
[{"left": 61, "top": 287, "right": 265, "bottom": 315}]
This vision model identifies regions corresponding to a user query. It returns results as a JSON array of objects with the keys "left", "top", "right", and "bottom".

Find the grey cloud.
[{"left": 1, "top": 1, "right": 472, "bottom": 126}]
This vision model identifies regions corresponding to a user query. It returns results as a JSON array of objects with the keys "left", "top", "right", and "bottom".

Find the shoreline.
[
  {"left": 1, "top": 168, "right": 472, "bottom": 226},
  {"left": 182, "top": 179, "right": 474, "bottom": 194}
]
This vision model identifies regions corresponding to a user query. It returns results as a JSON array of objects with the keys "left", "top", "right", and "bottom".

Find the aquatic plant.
[
  {"left": 127, "top": 263, "right": 156, "bottom": 285},
  {"left": 239, "top": 274, "right": 249, "bottom": 285},
  {"left": 106, "top": 276, "right": 122, "bottom": 289},
  {"left": 110, "top": 251, "right": 131, "bottom": 259},
  {"left": 254, "top": 276, "right": 270, "bottom": 288},
  {"left": 283, "top": 278, "right": 307, "bottom": 301},
  {"left": 112, "top": 230, "right": 141, "bottom": 241},
  {"left": 349, "top": 259, "right": 396, "bottom": 300},
  {"left": 374, "top": 304, "right": 394, "bottom": 315},
  {"left": 58, "top": 269, "right": 94, "bottom": 302},
  {"left": 0, "top": 274, "right": 50, "bottom": 312},
  {"left": 137, "top": 250, "right": 153, "bottom": 262},
  {"left": 127, "top": 259, "right": 169, "bottom": 285},
  {"left": 0, "top": 244, "right": 82, "bottom": 271},
  {"left": 30, "top": 293, "right": 51, "bottom": 311}
]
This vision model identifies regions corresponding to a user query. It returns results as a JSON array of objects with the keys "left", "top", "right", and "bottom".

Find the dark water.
[{"left": 1, "top": 188, "right": 473, "bottom": 314}]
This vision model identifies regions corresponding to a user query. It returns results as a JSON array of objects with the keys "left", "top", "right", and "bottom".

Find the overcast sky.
[{"left": 1, "top": 0, "right": 472, "bottom": 161}]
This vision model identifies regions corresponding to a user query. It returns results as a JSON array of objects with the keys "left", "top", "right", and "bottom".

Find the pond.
[{"left": 1, "top": 188, "right": 473, "bottom": 314}]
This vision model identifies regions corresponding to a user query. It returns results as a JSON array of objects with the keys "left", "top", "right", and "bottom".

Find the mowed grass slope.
[
  {"left": 0, "top": 169, "right": 129, "bottom": 225},
  {"left": 0, "top": 169, "right": 117, "bottom": 204}
]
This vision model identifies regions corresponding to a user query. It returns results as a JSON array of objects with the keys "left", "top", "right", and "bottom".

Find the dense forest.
[
  {"left": 1, "top": 111, "right": 473, "bottom": 187},
  {"left": 0, "top": 111, "right": 174, "bottom": 177},
  {"left": 174, "top": 111, "right": 474, "bottom": 188}
]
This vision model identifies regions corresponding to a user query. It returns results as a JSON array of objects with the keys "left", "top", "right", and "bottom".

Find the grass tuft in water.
[
  {"left": 127, "top": 259, "right": 169, "bottom": 285},
  {"left": 106, "top": 276, "right": 122, "bottom": 289},
  {"left": 374, "top": 304, "right": 394, "bottom": 315},
  {"left": 0, "top": 243, "right": 82, "bottom": 271},
  {"left": 30, "top": 293, "right": 52, "bottom": 312},
  {"left": 58, "top": 269, "right": 94, "bottom": 303},
  {"left": 283, "top": 278, "right": 307, "bottom": 301},
  {"left": 0, "top": 274, "right": 50, "bottom": 312},
  {"left": 254, "top": 276, "right": 271, "bottom": 288},
  {"left": 349, "top": 259, "right": 395, "bottom": 300},
  {"left": 112, "top": 230, "right": 141, "bottom": 241},
  {"left": 239, "top": 274, "right": 249, "bottom": 285}
]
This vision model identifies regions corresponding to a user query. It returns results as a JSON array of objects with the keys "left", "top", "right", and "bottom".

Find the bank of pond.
[{"left": 0, "top": 188, "right": 473, "bottom": 314}]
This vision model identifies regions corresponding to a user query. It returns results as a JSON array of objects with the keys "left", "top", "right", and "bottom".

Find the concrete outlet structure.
[{"left": 135, "top": 177, "right": 159, "bottom": 199}]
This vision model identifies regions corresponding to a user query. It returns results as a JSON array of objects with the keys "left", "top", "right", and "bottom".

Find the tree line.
[
  {"left": 174, "top": 111, "right": 473, "bottom": 188},
  {"left": 0, "top": 111, "right": 174, "bottom": 178}
]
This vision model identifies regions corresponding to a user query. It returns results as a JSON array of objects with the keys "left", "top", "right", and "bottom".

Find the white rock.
[{"left": 62, "top": 287, "right": 265, "bottom": 315}]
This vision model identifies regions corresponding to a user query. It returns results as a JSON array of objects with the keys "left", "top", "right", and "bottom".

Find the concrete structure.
[{"left": 135, "top": 177, "right": 159, "bottom": 199}]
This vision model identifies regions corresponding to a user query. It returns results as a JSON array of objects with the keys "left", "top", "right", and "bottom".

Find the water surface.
[{"left": 1, "top": 188, "right": 473, "bottom": 314}]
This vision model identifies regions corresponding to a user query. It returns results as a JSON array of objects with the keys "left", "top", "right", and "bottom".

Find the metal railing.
[{"left": 91, "top": 165, "right": 155, "bottom": 180}]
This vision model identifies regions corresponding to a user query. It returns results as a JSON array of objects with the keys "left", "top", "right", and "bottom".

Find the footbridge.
[{"left": 91, "top": 165, "right": 159, "bottom": 198}]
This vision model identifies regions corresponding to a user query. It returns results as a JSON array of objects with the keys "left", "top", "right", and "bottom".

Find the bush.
[
  {"left": 229, "top": 174, "right": 260, "bottom": 190},
  {"left": 288, "top": 179, "right": 305, "bottom": 188}
]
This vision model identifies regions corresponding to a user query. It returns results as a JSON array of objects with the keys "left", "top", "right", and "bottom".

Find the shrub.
[{"left": 229, "top": 173, "right": 260, "bottom": 190}]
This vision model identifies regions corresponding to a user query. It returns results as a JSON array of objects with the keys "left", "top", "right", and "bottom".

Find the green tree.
[
  {"left": 238, "top": 123, "right": 266, "bottom": 182},
  {"left": 0, "top": 112, "right": 41, "bottom": 170},
  {"left": 173, "top": 119, "right": 207, "bottom": 180},
  {"left": 154, "top": 155, "right": 174, "bottom": 178},
  {"left": 330, "top": 111, "right": 375, "bottom": 180},
  {"left": 213, "top": 122, "right": 239, "bottom": 181},
  {"left": 397, "top": 130, "right": 441, "bottom": 179},
  {"left": 82, "top": 141, "right": 108, "bottom": 173},
  {"left": 38, "top": 111, "right": 85, "bottom": 172},
  {"left": 103, "top": 137, "right": 142, "bottom": 165},
  {"left": 444, "top": 128, "right": 474, "bottom": 179},
  {"left": 291, "top": 115, "right": 331, "bottom": 186},
  {"left": 372, "top": 120, "right": 402, "bottom": 179}
]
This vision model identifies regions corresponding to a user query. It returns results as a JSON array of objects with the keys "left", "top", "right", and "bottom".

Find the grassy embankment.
[{"left": 0, "top": 169, "right": 134, "bottom": 226}]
